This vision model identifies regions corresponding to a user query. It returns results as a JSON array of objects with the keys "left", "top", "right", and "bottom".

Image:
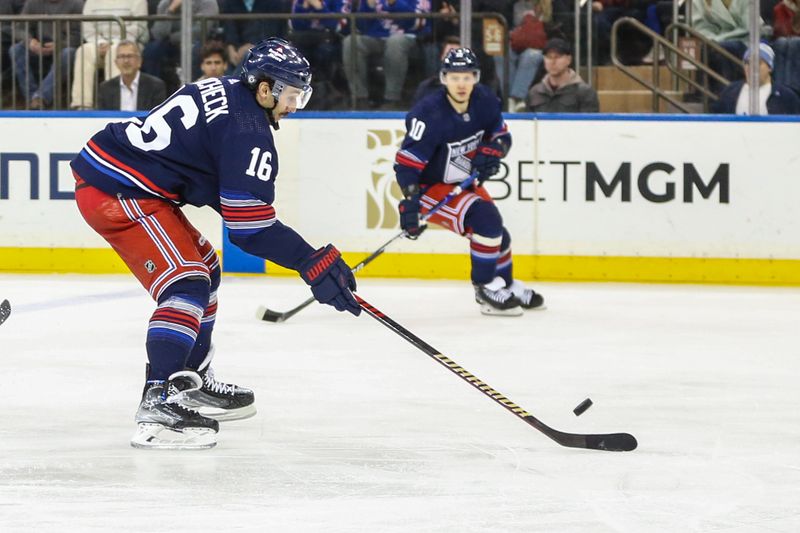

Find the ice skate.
[
  {"left": 177, "top": 349, "right": 257, "bottom": 422},
  {"left": 131, "top": 371, "right": 219, "bottom": 450},
  {"left": 508, "top": 280, "right": 545, "bottom": 310},
  {"left": 474, "top": 276, "right": 524, "bottom": 316}
]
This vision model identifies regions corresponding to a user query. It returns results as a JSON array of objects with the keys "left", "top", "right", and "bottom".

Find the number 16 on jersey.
[{"left": 246, "top": 147, "right": 273, "bottom": 181}]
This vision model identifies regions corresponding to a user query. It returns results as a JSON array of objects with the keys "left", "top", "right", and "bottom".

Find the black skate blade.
[{"left": 0, "top": 299, "right": 10, "bottom": 326}]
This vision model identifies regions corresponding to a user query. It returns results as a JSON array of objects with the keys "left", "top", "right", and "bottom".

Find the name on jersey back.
[{"left": 196, "top": 78, "right": 230, "bottom": 124}]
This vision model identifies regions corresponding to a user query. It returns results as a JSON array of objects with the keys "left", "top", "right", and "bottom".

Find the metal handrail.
[
  {"left": 586, "top": 0, "right": 593, "bottom": 87},
  {"left": 0, "top": 15, "right": 126, "bottom": 110},
  {"left": 610, "top": 17, "right": 741, "bottom": 113},
  {"left": 664, "top": 22, "right": 745, "bottom": 111},
  {"left": 610, "top": 17, "right": 689, "bottom": 112}
]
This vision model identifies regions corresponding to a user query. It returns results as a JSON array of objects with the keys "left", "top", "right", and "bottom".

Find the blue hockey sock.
[
  {"left": 186, "top": 266, "right": 219, "bottom": 370},
  {"left": 464, "top": 201, "right": 504, "bottom": 285},
  {"left": 470, "top": 234, "right": 502, "bottom": 285},
  {"left": 495, "top": 228, "right": 513, "bottom": 286},
  {"left": 146, "top": 278, "right": 210, "bottom": 380},
  {"left": 185, "top": 291, "right": 216, "bottom": 370}
]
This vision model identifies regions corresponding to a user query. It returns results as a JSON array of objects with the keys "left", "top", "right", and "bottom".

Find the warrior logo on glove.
[{"left": 299, "top": 245, "right": 360, "bottom": 316}]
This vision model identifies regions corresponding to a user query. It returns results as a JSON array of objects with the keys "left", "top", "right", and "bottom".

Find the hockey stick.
[
  {"left": 0, "top": 299, "right": 10, "bottom": 326},
  {"left": 356, "top": 294, "right": 638, "bottom": 452},
  {"left": 257, "top": 172, "right": 479, "bottom": 323}
]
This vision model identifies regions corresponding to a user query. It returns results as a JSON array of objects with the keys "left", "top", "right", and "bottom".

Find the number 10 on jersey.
[{"left": 246, "top": 147, "right": 273, "bottom": 181}]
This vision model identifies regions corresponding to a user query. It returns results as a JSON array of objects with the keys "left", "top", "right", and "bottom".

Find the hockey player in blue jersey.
[
  {"left": 71, "top": 38, "right": 360, "bottom": 449},
  {"left": 394, "top": 47, "right": 544, "bottom": 316}
]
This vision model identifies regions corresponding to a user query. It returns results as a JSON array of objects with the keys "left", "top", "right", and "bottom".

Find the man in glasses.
[
  {"left": 71, "top": 38, "right": 360, "bottom": 449},
  {"left": 96, "top": 40, "right": 166, "bottom": 111}
]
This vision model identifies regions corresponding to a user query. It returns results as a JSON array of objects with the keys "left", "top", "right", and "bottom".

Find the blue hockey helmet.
[
  {"left": 440, "top": 47, "right": 481, "bottom": 82},
  {"left": 240, "top": 38, "right": 313, "bottom": 109}
]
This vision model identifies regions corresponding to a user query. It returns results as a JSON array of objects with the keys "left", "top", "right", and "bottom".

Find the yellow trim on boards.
[
  {"left": 2, "top": 247, "right": 799, "bottom": 286},
  {"left": 0, "top": 247, "right": 131, "bottom": 273}
]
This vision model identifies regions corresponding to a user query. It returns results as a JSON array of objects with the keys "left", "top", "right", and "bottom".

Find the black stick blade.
[
  {"left": 256, "top": 305, "right": 286, "bottom": 323},
  {"left": 0, "top": 299, "right": 10, "bottom": 325},
  {"left": 584, "top": 433, "right": 638, "bottom": 452},
  {"left": 524, "top": 415, "right": 637, "bottom": 452}
]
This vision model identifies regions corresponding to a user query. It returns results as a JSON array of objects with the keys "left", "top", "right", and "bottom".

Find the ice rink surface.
[{"left": 1, "top": 274, "right": 799, "bottom": 532}]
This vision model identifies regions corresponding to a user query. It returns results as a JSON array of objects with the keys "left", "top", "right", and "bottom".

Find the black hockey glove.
[
  {"left": 398, "top": 184, "right": 425, "bottom": 240},
  {"left": 471, "top": 142, "right": 505, "bottom": 185},
  {"left": 299, "top": 244, "right": 361, "bottom": 316}
]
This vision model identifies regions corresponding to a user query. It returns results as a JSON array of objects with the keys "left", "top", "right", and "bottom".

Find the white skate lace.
[
  {"left": 508, "top": 280, "right": 535, "bottom": 306},
  {"left": 517, "top": 289, "right": 533, "bottom": 305},
  {"left": 163, "top": 372, "right": 206, "bottom": 414},
  {"left": 203, "top": 368, "right": 235, "bottom": 395},
  {"left": 486, "top": 287, "right": 515, "bottom": 304},
  {"left": 146, "top": 381, "right": 203, "bottom": 419}
]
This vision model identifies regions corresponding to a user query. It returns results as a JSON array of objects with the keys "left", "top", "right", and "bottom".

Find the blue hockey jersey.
[
  {"left": 394, "top": 84, "right": 511, "bottom": 190},
  {"left": 70, "top": 76, "right": 315, "bottom": 270}
]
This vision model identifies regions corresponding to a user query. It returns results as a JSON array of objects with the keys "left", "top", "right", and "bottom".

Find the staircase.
[{"left": 588, "top": 65, "right": 695, "bottom": 113}]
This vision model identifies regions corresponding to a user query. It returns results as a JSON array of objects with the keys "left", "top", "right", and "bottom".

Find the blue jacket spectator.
[
  {"left": 712, "top": 80, "right": 800, "bottom": 115},
  {"left": 711, "top": 43, "right": 800, "bottom": 115},
  {"left": 290, "top": 0, "right": 343, "bottom": 31},
  {"left": 355, "top": 0, "right": 427, "bottom": 37}
]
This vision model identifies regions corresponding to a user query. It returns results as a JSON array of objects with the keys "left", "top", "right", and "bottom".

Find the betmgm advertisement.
[{"left": 1, "top": 115, "right": 799, "bottom": 283}]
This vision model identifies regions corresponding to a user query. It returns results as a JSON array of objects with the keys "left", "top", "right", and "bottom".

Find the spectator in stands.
[
  {"left": 471, "top": 0, "right": 515, "bottom": 95},
  {"left": 10, "top": 0, "right": 83, "bottom": 109},
  {"left": 342, "top": 0, "right": 430, "bottom": 109},
  {"left": 289, "top": 0, "right": 345, "bottom": 108},
  {"left": 70, "top": 0, "right": 149, "bottom": 110},
  {"left": 147, "top": 0, "right": 160, "bottom": 15},
  {"left": 640, "top": 1, "right": 685, "bottom": 64},
  {"left": 711, "top": 43, "right": 800, "bottom": 115},
  {"left": 0, "top": 2, "right": 26, "bottom": 56},
  {"left": 411, "top": 35, "right": 461, "bottom": 104},
  {"left": 593, "top": 0, "right": 650, "bottom": 65},
  {"left": 97, "top": 40, "right": 166, "bottom": 110},
  {"left": 419, "top": 0, "right": 459, "bottom": 77},
  {"left": 496, "top": 0, "right": 550, "bottom": 112},
  {"left": 0, "top": 1, "right": 26, "bottom": 19},
  {"left": 762, "top": 0, "right": 782, "bottom": 25},
  {"left": 691, "top": 0, "right": 766, "bottom": 90},
  {"left": 526, "top": 38, "right": 600, "bottom": 112},
  {"left": 221, "top": 0, "right": 290, "bottom": 70},
  {"left": 774, "top": 0, "right": 800, "bottom": 37},
  {"left": 195, "top": 41, "right": 229, "bottom": 81},
  {"left": 773, "top": 0, "right": 800, "bottom": 94},
  {"left": 142, "top": 0, "right": 219, "bottom": 93},
  {"left": 1, "top": 0, "right": 26, "bottom": 103}
]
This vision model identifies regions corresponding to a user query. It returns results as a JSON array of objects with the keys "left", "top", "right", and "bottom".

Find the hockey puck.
[{"left": 573, "top": 398, "right": 593, "bottom": 416}]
